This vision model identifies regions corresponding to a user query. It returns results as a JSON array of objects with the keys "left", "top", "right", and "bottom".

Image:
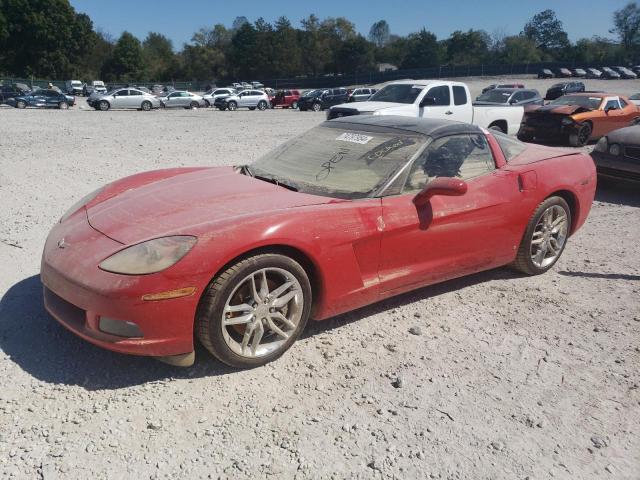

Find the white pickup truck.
[{"left": 327, "top": 80, "right": 524, "bottom": 135}]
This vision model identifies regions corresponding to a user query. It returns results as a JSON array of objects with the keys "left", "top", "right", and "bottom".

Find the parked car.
[
  {"left": 601, "top": 67, "right": 621, "bottom": 79},
  {"left": 298, "top": 88, "right": 349, "bottom": 111},
  {"left": 613, "top": 66, "right": 637, "bottom": 79},
  {"left": 6, "top": 89, "right": 74, "bottom": 109},
  {"left": 159, "top": 91, "right": 206, "bottom": 109},
  {"left": 631, "top": 65, "right": 640, "bottom": 75},
  {"left": 518, "top": 93, "right": 640, "bottom": 147},
  {"left": 89, "top": 88, "right": 161, "bottom": 111},
  {"left": 629, "top": 93, "right": 640, "bottom": 106},
  {"left": 481, "top": 83, "right": 524, "bottom": 94},
  {"left": 83, "top": 80, "right": 106, "bottom": 96},
  {"left": 586, "top": 68, "right": 603, "bottom": 79},
  {"left": 326, "top": 81, "right": 525, "bottom": 135},
  {"left": 65, "top": 80, "right": 84, "bottom": 96},
  {"left": 151, "top": 85, "right": 165, "bottom": 96},
  {"left": 251, "top": 81, "right": 265, "bottom": 89},
  {"left": 572, "top": 68, "right": 587, "bottom": 77},
  {"left": 556, "top": 68, "right": 573, "bottom": 77},
  {"left": 545, "top": 82, "right": 585, "bottom": 101},
  {"left": 271, "top": 89, "right": 301, "bottom": 109},
  {"left": 132, "top": 86, "right": 152, "bottom": 94},
  {"left": 217, "top": 90, "right": 270, "bottom": 111},
  {"left": 591, "top": 125, "right": 640, "bottom": 181},
  {"left": 0, "top": 84, "right": 31, "bottom": 103},
  {"left": 347, "top": 88, "right": 377, "bottom": 102},
  {"left": 41, "top": 115, "right": 596, "bottom": 367},
  {"left": 474, "top": 88, "right": 543, "bottom": 107},
  {"left": 537, "top": 69, "right": 554, "bottom": 79},
  {"left": 202, "top": 88, "right": 236, "bottom": 107}
]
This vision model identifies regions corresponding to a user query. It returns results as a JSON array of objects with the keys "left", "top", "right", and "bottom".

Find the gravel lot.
[{"left": 1, "top": 75, "right": 639, "bottom": 479}]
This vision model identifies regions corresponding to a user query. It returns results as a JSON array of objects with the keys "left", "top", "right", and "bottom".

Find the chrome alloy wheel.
[
  {"left": 221, "top": 268, "right": 303, "bottom": 358},
  {"left": 530, "top": 205, "right": 568, "bottom": 269}
]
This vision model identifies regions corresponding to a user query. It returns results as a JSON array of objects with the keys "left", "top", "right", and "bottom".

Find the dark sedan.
[
  {"left": 592, "top": 126, "right": 640, "bottom": 181},
  {"left": 7, "top": 89, "right": 75, "bottom": 109},
  {"left": 545, "top": 82, "right": 585, "bottom": 101},
  {"left": 538, "top": 69, "right": 554, "bottom": 79}
]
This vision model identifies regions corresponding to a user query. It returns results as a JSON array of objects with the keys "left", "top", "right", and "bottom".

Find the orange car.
[{"left": 518, "top": 93, "right": 640, "bottom": 146}]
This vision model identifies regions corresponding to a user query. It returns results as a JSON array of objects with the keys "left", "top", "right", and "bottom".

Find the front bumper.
[
  {"left": 518, "top": 122, "right": 577, "bottom": 141},
  {"left": 40, "top": 212, "right": 199, "bottom": 357}
]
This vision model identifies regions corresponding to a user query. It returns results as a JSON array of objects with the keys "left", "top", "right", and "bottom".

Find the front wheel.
[
  {"left": 569, "top": 122, "right": 592, "bottom": 147},
  {"left": 196, "top": 253, "right": 312, "bottom": 368},
  {"left": 257, "top": 101, "right": 268, "bottom": 111},
  {"left": 312, "top": 102, "right": 321, "bottom": 112},
  {"left": 227, "top": 101, "right": 237, "bottom": 111},
  {"left": 189, "top": 101, "right": 199, "bottom": 109},
  {"left": 16, "top": 100, "right": 27, "bottom": 109},
  {"left": 204, "top": 100, "right": 210, "bottom": 108},
  {"left": 512, "top": 196, "right": 571, "bottom": 275},
  {"left": 141, "top": 100, "right": 152, "bottom": 111},
  {"left": 58, "top": 102, "right": 69, "bottom": 110},
  {"left": 291, "top": 101, "right": 298, "bottom": 109},
  {"left": 99, "top": 100, "right": 110, "bottom": 111}
]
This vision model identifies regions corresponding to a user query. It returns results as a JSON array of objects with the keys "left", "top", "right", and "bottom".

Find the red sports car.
[{"left": 41, "top": 116, "right": 596, "bottom": 368}]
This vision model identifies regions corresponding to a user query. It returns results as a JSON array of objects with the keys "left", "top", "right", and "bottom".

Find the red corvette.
[{"left": 41, "top": 116, "right": 596, "bottom": 368}]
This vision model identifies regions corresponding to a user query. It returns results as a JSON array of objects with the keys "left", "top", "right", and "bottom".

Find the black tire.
[
  {"left": 489, "top": 122, "right": 507, "bottom": 134},
  {"left": 312, "top": 102, "right": 321, "bottom": 112},
  {"left": 99, "top": 100, "right": 110, "bottom": 111},
  {"left": 291, "top": 101, "right": 298, "bottom": 109},
  {"left": 204, "top": 100, "right": 210, "bottom": 108},
  {"left": 218, "top": 107, "right": 226, "bottom": 111},
  {"left": 196, "top": 253, "right": 312, "bottom": 368},
  {"left": 16, "top": 100, "right": 27, "bottom": 109},
  {"left": 257, "top": 100, "right": 268, "bottom": 111},
  {"left": 569, "top": 122, "right": 592, "bottom": 147},
  {"left": 631, "top": 117, "right": 640, "bottom": 126},
  {"left": 189, "top": 101, "right": 199, "bottom": 109},
  {"left": 299, "top": 106, "right": 307, "bottom": 111},
  {"left": 141, "top": 100, "right": 152, "bottom": 111},
  {"left": 248, "top": 107, "right": 256, "bottom": 111},
  {"left": 227, "top": 101, "right": 237, "bottom": 111},
  {"left": 512, "top": 196, "right": 571, "bottom": 275},
  {"left": 58, "top": 101, "right": 68, "bottom": 110}
]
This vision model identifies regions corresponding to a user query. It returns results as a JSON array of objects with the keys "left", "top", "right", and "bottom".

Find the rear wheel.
[
  {"left": 99, "top": 100, "right": 110, "bottom": 111},
  {"left": 512, "top": 196, "right": 571, "bottom": 275},
  {"left": 58, "top": 101, "right": 68, "bottom": 110},
  {"left": 196, "top": 253, "right": 312, "bottom": 368},
  {"left": 569, "top": 122, "right": 592, "bottom": 147},
  {"left": 16, "top": 100, "right": 27, "bottom": 109},
  {"left": 141, "top": 100, "right": 152, "bottom": 111},
  {"left": 312, "top": 102, "right": 321, "bottom": 112},
  {"left": 227, "top": 101, "right": 237, "bottom": 111},
  {"left": 257, "top": 101, "right": 268, "bottom": 111}
]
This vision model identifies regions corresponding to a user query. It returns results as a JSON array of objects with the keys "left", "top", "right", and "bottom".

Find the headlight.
[
  {"left": 99, "top": 236, "right": 197, "bottom": 275},
  {"left": 594, "top": 137, "right": 608, "bottom": 152},
  {"left": 561, "top": 117, "right": 574, "bottom": 126},
  {"left": 609, "top": 143, "right": 621, "bottom": 156},
  {"left": 60, "top": 187, "right": 104, "bottom": 223}
]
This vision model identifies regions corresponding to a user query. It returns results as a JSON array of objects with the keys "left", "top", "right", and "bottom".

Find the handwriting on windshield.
[
  {"left": 315, "top": 147, "right": 350, "bottom": 181},
  {"left": 364, "top": 137, "right": 416, "bottom": 164}
]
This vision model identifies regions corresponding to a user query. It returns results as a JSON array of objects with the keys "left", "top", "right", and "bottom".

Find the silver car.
[
  {"left": 202, "top": 88, "right": 236, "bottom": 107},
  {"left": 159, "top": 91, "right": 207, "bottom": 109},
  {"left": 91, "top": 88, "right": 161, "bottom": 111},
  {"left": 220, "top": 90, "right": 270, "bottom": 111}
]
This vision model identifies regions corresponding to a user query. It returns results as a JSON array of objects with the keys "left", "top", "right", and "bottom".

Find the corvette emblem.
[{"left": 57, "top": 238, "right": 67, "bottom": 249}]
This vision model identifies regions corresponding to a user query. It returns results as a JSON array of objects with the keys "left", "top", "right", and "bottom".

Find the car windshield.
[
  {"left": 71, "top": 81, "right": 82, "bottom": 86},
  {"left": 369, "top": 84, "right": 424, "bottom": 104},
  {"left": 551, "top": 95, "right": 602, "bottom": 109},
  {"left": 303, "top": 90, "right": 321, "bottom": 98},
  {"left": 630, "top": 93, "right": 640, "bottom": 100},
  {"left": 249, "top": 123, "right": 427, "bottom": 199},
  {"left": 476, "top": 90, "right": 512, "bottom": 103},
  {"left": 550, "top": 83, "right": 566, "bottom": 89}
]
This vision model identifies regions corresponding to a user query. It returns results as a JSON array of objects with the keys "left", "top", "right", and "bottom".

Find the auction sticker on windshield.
[{"left": 336, "top": 132, "right": 373, "bottom": 144}]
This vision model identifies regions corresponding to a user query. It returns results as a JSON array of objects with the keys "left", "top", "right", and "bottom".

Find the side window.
[
  {"left": 404, "top": 134, "right": 495, "bottom": 193},
  {"left": 129, "top": 90, "right": 142, "bottom": 96},
  {"left": 620, "top": 98, "right": 628, "bottom": 107},
  {"left": 604, "top": 99, "right": 620, "bottom": 110},
  {"left": 452, "top": 86, "right": 467, "bottom": 105},
  {"left": 284, "top": 90, "right": 291, "bottom": 96},
  {"left": 116, "top": 89, "right": 128, "bottom": 96},
  {"left": 511, "top": 92, "right": 524, "bottom": 102},
  {"left": 425, "top": 85, "right": 451, "bottom": 106}
]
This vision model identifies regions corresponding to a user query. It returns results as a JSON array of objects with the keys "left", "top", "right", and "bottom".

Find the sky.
[{"left": 70, "top": 0, "right": 629, "bottom": 48}]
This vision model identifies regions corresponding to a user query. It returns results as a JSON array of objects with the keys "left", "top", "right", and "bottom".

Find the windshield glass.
[
  {"left": 71, "top": 81, "right": 82, "bottom": 86},
  {"left": 477, "top": 90, "right": 512, "bottom": 103},
  {"left": 551, "top": 95, "right": 602, "bottom": 109},
  {"left": 303, "top": 89, "right": 322, "bottom": 98},
  {"left": 250, "top": 124, "right": 427, "bottom": 199},
  {"left": 369, "top": 84, "right": 424, "bottom": 104}
]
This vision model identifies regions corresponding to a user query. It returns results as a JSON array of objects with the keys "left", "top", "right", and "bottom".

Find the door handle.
[{"left": 445, "top": 111, "right": 453, "bottom": 115}]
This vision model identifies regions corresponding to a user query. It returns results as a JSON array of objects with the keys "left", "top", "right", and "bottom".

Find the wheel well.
[
  {"left": 204, "top": 245, "right": 321, "bottom": 312},
  {"left": 548, "top": 190, "right": 578, "bottom": 233},
  {"left": 489, "top": 120, "right": 507, "bottom": 133}
]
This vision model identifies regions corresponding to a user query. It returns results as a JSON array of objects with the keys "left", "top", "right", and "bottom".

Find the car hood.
[
  {"left": 86, "top": 166, "right": 332, "bottom": 244},
  {"left": 527, "top": 104, "right": 592, "bottom": 115},
  {"left": 605, "top": 125, "right": 640, "bottom": 144}
]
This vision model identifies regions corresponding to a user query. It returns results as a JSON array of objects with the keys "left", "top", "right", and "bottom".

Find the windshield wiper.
[{"left": 253, "top": 172, "right": 299, "bottom": 192}]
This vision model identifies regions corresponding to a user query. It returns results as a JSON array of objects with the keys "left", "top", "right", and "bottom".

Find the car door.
[
  {"left": 111, "top": 89, "right": 129, "bottom": 108},
  {"left": 378, "top": 132, "right": 522, "bottom": 294},
  {"left": 128, "top": 89, "right": 143, "bottom": 108},
  {"left": 601, "top": 97, "right": 628, "bottom": 132},
  {"left": 419, "top": 85, "right": 454, "bottom": 121}
]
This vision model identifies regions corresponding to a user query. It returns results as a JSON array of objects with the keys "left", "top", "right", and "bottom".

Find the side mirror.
[
  {"left": 420, "top": 96, "right": 437, "bottom": 107},
  {"left": 509, "top": 98, "right": 517, "bottom": 104},
  {"left": 413, "top": 177, "right": 468, "bottom": 207}
]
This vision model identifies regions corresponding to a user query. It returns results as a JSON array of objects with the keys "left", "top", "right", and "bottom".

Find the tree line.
[{"left": 1, "top": 0, "right": 640, "bottom": 83}]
